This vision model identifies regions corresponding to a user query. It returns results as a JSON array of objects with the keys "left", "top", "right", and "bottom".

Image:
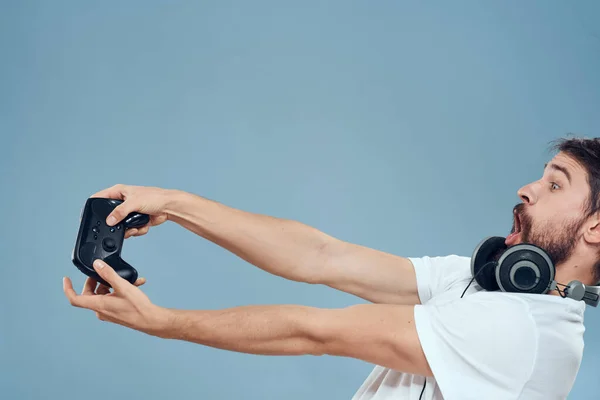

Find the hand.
[
  {"left": 63, "top": 259, "right": 171, "bottom": 337},
  {"left": 91, "top": 184, "right": 176, "bottom": 238}
]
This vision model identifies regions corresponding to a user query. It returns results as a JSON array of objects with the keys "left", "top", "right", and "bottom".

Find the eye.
[{"left": 551, "top": 182, "right": 560, "bottom": 191}]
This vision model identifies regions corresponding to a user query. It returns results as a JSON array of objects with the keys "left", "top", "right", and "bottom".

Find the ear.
[{"left": 583, "top": 213, "right": 600, "bottom": 244}]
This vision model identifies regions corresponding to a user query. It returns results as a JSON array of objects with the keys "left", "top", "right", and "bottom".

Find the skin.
[
  {"left": 64, "top": 184, "right": 431, "bottom": 376},
  {"left": 509, "top": 152, "right": 600, "bottom": 294},
  {"left": 63, "top": 152, "right": 600, "bottom": 376}
]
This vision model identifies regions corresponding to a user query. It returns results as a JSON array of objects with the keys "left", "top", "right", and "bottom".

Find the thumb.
[
  {"left": 93, "top": 259, "right": 126, "bottom": 290},
  {"left": 106, "top": 201, "right": 137, "bottom": 226}
]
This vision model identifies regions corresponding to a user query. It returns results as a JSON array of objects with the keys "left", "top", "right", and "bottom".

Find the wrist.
[
  {"left": 164, "top": 189, "right": 194, "bottom": 218},
  {"left": 163, "top": 190, "right": 218, "bottom": 238},
  {"left": 149, "top": 306, "right": 180, "bottom": 339}
]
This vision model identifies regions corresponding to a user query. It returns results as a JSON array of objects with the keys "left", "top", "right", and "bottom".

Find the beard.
[{"left": 513, "top": 203, "right": 585, "bottom": 267}]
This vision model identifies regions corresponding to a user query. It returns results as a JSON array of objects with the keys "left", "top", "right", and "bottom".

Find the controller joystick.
[
  {"left": 72, "top": 197, "right": 149, "bottom": 287},
  {"left": 102, "top": 237, "right": 117, "bottom": 252}
]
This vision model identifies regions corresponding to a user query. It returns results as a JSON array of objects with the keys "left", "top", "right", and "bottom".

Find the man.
[{"left": 63, "top": 136, "right": 599, "bottom": 399}]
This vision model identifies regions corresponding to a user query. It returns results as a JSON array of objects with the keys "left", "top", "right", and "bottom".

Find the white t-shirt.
[{"left": 351, "top": 254, "right": 586, "bottom": 400}]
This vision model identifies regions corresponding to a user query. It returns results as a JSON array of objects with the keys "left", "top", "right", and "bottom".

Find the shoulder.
[
  {"left": 417, "top": 291, "right": 537, "bottom": 343},
  {"left": 414, "top": 292, "right": 538, "bottom": 398},
  {"left": 408, "top": 254, "right": 470, "bottom": 268},
  {"left": 408, "top": 254, "right": 472, "bottom": 303},
  {"left": 408, "top": 254, "right": 472, "bottom": 281}
]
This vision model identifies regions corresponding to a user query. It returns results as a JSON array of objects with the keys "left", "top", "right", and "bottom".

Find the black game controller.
[{"left": 72, "top": 197, "right": 150, "bottom": 287}]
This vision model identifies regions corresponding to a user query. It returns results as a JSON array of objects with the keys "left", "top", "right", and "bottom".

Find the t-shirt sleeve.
[
  {"left": 408, "top": 255, "right": 472, "bottom": 304},
  {"left": 413, "top": 293, "right": 538, "bottom": 399}
]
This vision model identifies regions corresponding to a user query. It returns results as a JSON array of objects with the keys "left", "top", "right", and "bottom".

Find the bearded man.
[{"left": 64, "top": 136, "right": 599, "bottom": 399}]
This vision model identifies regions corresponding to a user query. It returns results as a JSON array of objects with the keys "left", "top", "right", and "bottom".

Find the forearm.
[
  {"left": 164, "top": 190, "right": 335, "bottom": 283},
  {"left": 156, "top": 303, "right": 431, "bottom": 376},
  {"left": 160, "top": 305, "right": 324, "bottom": 356}
]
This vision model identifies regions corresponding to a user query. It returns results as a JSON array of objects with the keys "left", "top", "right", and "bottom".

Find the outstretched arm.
[
  {"left": 169, "top": 191, "right": 420, "bottom": 304},
  {"left": 164, "top": 303, "right": 431, "bottom": 376},
  {"left": 63, "top": 260, "right": 432, "bottom": 377},
  {"left": 93, "top": 185, "right": 420, "bottom": 305},
  {"left": 90, "top": 185, "right": 419, "bottom": 305}
]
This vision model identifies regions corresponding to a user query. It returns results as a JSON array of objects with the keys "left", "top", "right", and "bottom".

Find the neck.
[{"left": 547, "top": 252, "right": 596, "bottom": 297}]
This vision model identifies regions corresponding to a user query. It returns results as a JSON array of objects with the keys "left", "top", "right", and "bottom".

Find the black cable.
[
  {"left": 461, "top": 276, "right": 477, "bottom": 299},
  {"left": 418, "top": 378, "right": 426, "bottom": 400},
  {"left": 461, "top": 262, "right": 490, "bottom": 298},
  {"left": 555, "top": 283, "right": 567, "bottom": 298}
]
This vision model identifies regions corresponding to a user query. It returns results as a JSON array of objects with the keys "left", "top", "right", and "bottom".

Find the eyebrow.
[{"left": 544, "top": 162, "right": 572, "bottom": 185}]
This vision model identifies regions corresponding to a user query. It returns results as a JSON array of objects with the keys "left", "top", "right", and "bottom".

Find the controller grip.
[
  {"left": 101, "top": 255, "right": 139, "bottom": 287},
  {"left": 106, "top": 199, "right": 150, "bottom": 229},
  {"left": 124, "top": 212, "right": 150, "bottom": 229}
]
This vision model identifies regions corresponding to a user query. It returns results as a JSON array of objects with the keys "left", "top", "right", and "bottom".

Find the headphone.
[
  {"left": 465, "top": 236, "right": 600, "bottom": 306},
  {"left": 418, "top": 236, "right": 600, "bottom": 399}
]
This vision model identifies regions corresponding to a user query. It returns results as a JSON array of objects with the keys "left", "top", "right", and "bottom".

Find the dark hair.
[
  {"left": 550, "top": 135, "right": 600, "bottom": 218},
  {"left": 549, "top": 135, "right": 600, "bottom": 282}
]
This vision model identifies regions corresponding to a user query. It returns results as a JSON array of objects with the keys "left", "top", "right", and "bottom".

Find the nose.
[{"left": 518, "top": 182, "right": 538, "bottom": 205}]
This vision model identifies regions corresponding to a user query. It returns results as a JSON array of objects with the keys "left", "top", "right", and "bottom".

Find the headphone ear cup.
[
  {"left": 471, "top": 236, "right": 507, "bottom": 291},
  {"left": 495, "top": 244, "right": 555, "bottom": 294}
]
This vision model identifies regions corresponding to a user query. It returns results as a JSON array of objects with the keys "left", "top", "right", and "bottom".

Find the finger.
[
  {"left": 106, "top": 200, "right": 139, "bottom": 227},
  {"left": 96, "top": 312, "right": 117, "bottom": 324},
  {"left": 82, "top": 278, "right": 98, "bottom": 295},
  {"left": 96, "top": 284, "right": 111, "bottom": 295},
  {"left": 133, "top": 226, "right": 150, "bottom": 236},
  {"left": 91, "top": 184, "right": 127, "bottom": 200},
  {"left": 134, "top": 277, "right": 146, "bottom": 287},
  {"left": 63, "top": 277, "right": 103, "bottom": 310},
  {"left": 93, "top": 259, "right": 128, "bottom": 292},
  {"left": 150, "top": 215, "right": 168, "bottom": 226},
  {"left": 95, "top": 311, "right": 112, "bottom": 322},
  {"left": 125, "top": 228, "right": 138, "bottom": 238}
]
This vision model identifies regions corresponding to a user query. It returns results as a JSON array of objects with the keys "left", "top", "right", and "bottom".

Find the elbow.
[
  {"left": 307, "top": 237, "right": 344, "bottom": 285},
  {"left": 299, "top": 306, "right": 373, "bottom": 358},
  {"left": 301, "top": 305, "right": 431, "bottom": 375}
]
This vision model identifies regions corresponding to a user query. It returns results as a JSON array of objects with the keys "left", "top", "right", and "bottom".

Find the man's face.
[{"left": 507, "top": 152, "right": 591, "bottom": 266}]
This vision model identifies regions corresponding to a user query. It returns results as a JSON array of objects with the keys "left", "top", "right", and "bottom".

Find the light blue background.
[{"left": 2, "top": 1, "right": 599, "bottom": 399}]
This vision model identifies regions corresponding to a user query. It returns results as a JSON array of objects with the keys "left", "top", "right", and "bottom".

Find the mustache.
[{"left": 513, "top": 203, "right": 525, "bottom": 217}]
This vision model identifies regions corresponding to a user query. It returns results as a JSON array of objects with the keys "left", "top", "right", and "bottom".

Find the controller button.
[
  {"left": 92, "top": 226, "right": 99, "bottom": 233},
  {"left": 102, "top": 237, "right": 117, "bottom": 252},
  {"left": 97, "top": 221, "right": 101, "bottom": 225},
  {"left": 110, "top": 227, "right": 115, "bottom": 233},
  {"left": 94, "top": 235, "right": 98, "bottom": 240},
  {"left": 117, "top": 224, "right": 121, "bottom": 230}
]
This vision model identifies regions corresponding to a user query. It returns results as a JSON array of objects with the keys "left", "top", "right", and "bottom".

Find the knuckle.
[{"left": 113, "top": 204, "right": 130, "bottom": 218}]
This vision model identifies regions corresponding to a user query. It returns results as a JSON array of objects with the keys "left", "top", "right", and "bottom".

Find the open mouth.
[
  {"left": 513, "top": 210, "right": 522, "bottom": 234},
  {"left": 506, "top": 209, "right": 523, "bottom": 246}
]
